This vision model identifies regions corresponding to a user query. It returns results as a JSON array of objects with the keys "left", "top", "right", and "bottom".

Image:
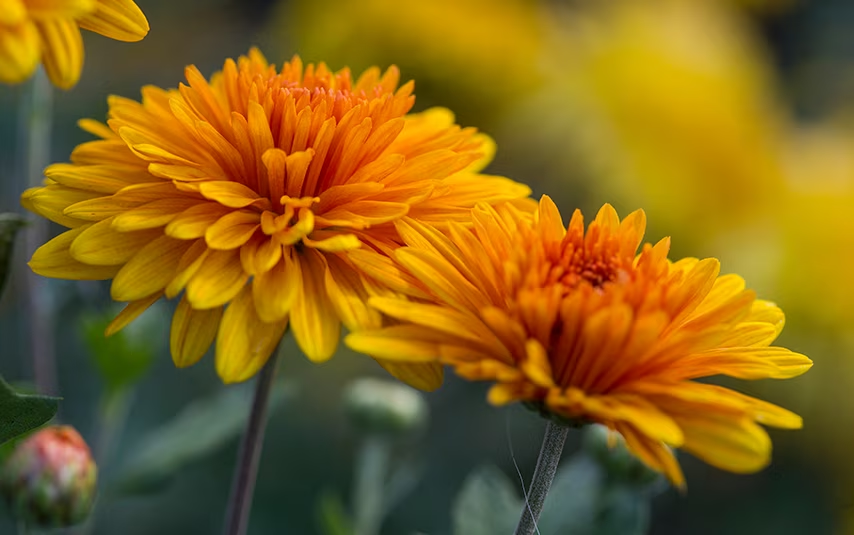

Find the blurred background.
[{"left": 0, "top": 0, "right": 849, "bottom": 532}]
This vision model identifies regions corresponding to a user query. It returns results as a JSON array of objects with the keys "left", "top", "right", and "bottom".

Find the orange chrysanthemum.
[
  {"left": 22, "top": 49, "right": 531, "bottom": 386},
  {"left": 0, "top": 0, "right": 149, "bottom": 89},
  {"left": 346, "top": 196, "right": 812, "bottom": 486}
]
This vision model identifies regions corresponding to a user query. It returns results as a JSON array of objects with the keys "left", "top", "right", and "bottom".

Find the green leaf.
[
  {"left": 452, "top": 464, "right": 521, "bottom": 535},
  {"left": 114, "top": 379, "right": 294, "bottom": 494},
  {"left": 81, "top": 304, "right": 164, "bottom": 394},
  {"left": 593, "top": 485, "right": 651, "bottom": 535},
  {"left": 0, "top": 376, "right": 60, "bottom": 445},
  {"left": 537, "top": 455, "right": 604, "bottom": 534},
  {"left": 0, "top": 213, "right": 27, "bottom": 299},
  {"left": 316, "top": 490, "right": 353, "bottom": 535}
]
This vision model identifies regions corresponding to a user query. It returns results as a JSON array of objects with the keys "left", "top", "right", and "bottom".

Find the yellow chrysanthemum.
[
  {"left": 0, "top": 0, "right": 148, "bottom": 89},
  {"left": 346, "top": 196, "right": 812, "bottom": 487},
  {"left": 22, "top": 49, "right": 531, "bottom": 387},
  {"left": 285, "top": 0, "right": 545, "bottom": 123},
  {"left": 543, "top": 0, "right": 788, "bottom": 239}
]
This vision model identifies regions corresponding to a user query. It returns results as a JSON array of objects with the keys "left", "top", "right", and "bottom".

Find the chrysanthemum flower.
[
  {"left": 22, "top": 49, "right": 531, "bottom": 387},
  {"left": 346, "top": 196, "right": 812, "bottom": 486},
  {"left": 0, "top": 0, "right": 149, "bottom": 89}
]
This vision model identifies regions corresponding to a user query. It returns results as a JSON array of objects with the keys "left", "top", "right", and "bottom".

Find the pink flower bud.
[{"left": 1, "top": 426, "right": 97, "bottom": 527}]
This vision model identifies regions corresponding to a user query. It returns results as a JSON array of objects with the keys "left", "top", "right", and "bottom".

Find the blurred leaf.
[
  {"left": 593, "top": 485, "right": 650, "bottom": 535},
  {"left": 81, "top": 305, "right": 163, "bottom": 394},
  {"left": 0, "top": 376, "right": 59, "bottom": 445},
  {"left": 537, "top": 455, "right": 604, "bottom": 534},
  {"left": 115, "top": 379, "right": 294, "bottom": 494},
  {"left": 383, "top": 456, "right": 425, "bottom": 516},
  {"left": 0, "top": 213, "right": 26, "bottom": 298},
  {"left": 452, "top": 464, "right": 521, "bottom": 535},
  {"left": 317, "top": 490, "right": 352, "bottom": 535}
]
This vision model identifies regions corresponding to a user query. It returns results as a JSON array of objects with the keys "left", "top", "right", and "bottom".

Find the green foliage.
[
  {"left": 0, "top": 376, "right": 59, "bottom": 446},
  {"left": 0, "top": 213, "right": 26, "bottom": 299},
  {"left": 81, "top": 306, "right": 161, "bottom": 395},
  {"left": 115, "top": 379, "right": 293, "bottom": 494},
  {"left": 452, "top": 464, "right": 521, "bottom": 535},
  {"left": 537, "top": 456, "right": 603, "bottom": 534},
  {"left": 317, "top": 491, "right": 353, "bottom": 535},
  {"left": 451, "top": 424, "right": 666, "bottom": 535},
  {"left": 592, "top": 486, "right": 650, "bottom": 535}
]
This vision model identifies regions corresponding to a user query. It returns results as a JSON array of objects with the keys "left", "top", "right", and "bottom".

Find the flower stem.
[
  {"left": 222, "top": 350, "right": 281, "bottom": 535},
  {"left": 352, "top": 436, "right": 391, "bottom": 535},
  {"left": 20, "top": 68, "right": 56, "bottom": 395},
  {"left": 514, "top": 421, "right": 569, "bottom": 535}
]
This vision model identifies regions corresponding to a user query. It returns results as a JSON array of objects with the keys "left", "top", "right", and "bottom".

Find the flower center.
[{"left": 260, "top": 195, "right": 318, "bottom": 246}]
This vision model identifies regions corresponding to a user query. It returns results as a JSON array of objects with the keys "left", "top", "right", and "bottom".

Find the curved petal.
[
  {"left": 30, "top": 226, "right": 120, "bottom": 279},
  {"left": 76, "top": 0, "right": 149, "bottom": 42},
  {"left": 290, "top": 249, "right": 340, "bottom": 362},
  {"left": 171, "top": 294, "right": 222, "bottom": 368},
  {"left": 377, "top": 360, "right": 443, "bottom": 392},
  {"left": 215, "top": 285, "right": 287, "bottom": 383},
  {"left": 0, "top": 20, "right": 40, "bottom": 85},
  {"left": 36, "top": 18, "right": 84, "bottom": 89}
]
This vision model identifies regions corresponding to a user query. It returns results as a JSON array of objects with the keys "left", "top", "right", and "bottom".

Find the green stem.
[
  {"left": 20, "top": 68, "right": 56, "bottom": 395},
  {"left": 514, "top": 421, "right": 569, "bottom": 535},
  {"left": 352, "top": 436, "right": 390, "bottom": 535},
  {"left": 75, "top": 389, "right": 136, "bottom": 535},
  {"left": 222, "top": 349, "right": 282, "bottom": 535}
]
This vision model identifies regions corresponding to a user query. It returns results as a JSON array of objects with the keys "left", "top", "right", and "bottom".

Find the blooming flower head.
[
  {"left": 23, "top": 49, "right": 530, "bottom": 387},
  {"left": 346, "top": 196, "right": 812, "bottom": 486},
  {"left": 0, "top": 0, "right": 149, "bottom": 89}
]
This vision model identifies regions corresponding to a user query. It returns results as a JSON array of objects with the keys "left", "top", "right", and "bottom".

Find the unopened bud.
[
  {"left": 344, "top": 378, "right": 428, "bottom": 435},
  {"left": 1, "top": 426, "right": 98, "bottom": 527},
  {"left": 583, "top": 424, "right": 660, "bottom": 486}
]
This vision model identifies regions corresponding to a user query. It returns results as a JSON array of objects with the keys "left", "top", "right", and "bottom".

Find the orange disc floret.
[
  {"left": 22, "top": 49, "right": 531, "bottom": 388},
  {"left": 347, "top": 196, "right": 812, "bottom": 487}
]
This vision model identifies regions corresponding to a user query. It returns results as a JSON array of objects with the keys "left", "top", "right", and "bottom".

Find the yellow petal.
[
  {"left": 345, "top": 325, "right": 442, "bottom": 362},
  {"left": 29, "top": 226, "right": 121, "bottom": 279},
  {"left": 105, "top": 291, "right": 162, "bottom": 336},
  {"left": 23, "top": 185, "right": 100, "bottom": 228},
  {"left": 26, "top": 0, "right": 96, "bottom": 18},
  {"left": 324, "top": 254, "right": 381, "bottom": 332},
  {"left": 377, "top": 361, "right": 443, "bottom": 392},
  {"left": 36, "top": 18, "right": 84, "bottom": 90},
  {"left": 0, "top": 0, "right": 26, "bottom": 25},
  {"left": 112, "top": 198, "right": 200, "bottom": 231},
  {"left": 0, "top": 20, "right": 40, "bottom": 85},
  {"left": 111, "top": 235, "right": 191, "bottom": 301},
  {"left": 215, "top": 285, "right": 287, "bottom": 383},
  {"left": 205, "top": 210, "right": 261, "bottom": 250},
  {"left": 198, "top": 181, "right": 265, "bottom": 209},
  {"left": 677, "top": 412, "right": 772, "bottom": 474},
  {"left": 76, "top": 0, "right": 149, "bottom": 42},
  {"left": 185, "top": 249, "right": 249, "bottom": 309},
  {"left": 617, "top": 424, "right": 685, "bottom": 489},
  {"left": 69, "top": 217, "right": 160, "bottom": 265},
  {"left": 170, "top": 294, "right": 222, "bottom": 368},
  {"left": 252, "top": 249, "right": 299, "bottom": 323},
  {"left": 290, "top": 250, "right": 340, "bottom": 362},
  {"left": 165, "top": 203, "right": 231, "bottom": 240}
]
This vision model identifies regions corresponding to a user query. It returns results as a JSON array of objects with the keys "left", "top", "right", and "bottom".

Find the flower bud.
[
  {"left": 344, "top": 378, "right": 428, "bottom": 436},
  {"left": 583, "top": 424, "right": 660, "bottom": 486},
  {"left": 1, "top": 426, "right": 98, "bottom": 527}
]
